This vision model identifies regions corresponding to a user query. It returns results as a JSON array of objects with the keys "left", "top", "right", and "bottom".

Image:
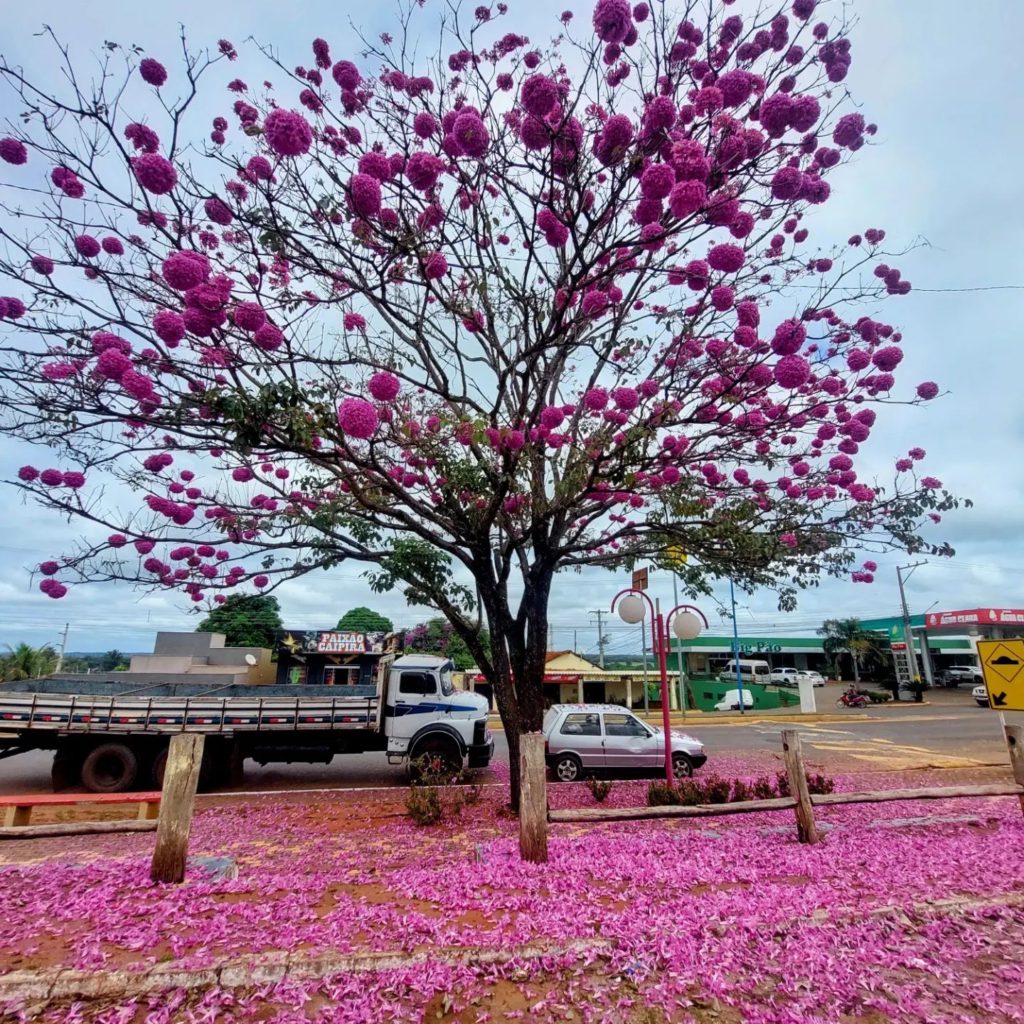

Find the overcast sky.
[{"left": 1, "top": 0, "right": 1022, "bottom": 656}]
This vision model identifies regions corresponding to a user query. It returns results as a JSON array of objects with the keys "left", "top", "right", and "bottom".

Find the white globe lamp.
[
  {"left": 672, "top": 612, "right": 703, "bottom": 641},
  {"left": 617, "top": 594, "right": 647, "bottom": 625}
]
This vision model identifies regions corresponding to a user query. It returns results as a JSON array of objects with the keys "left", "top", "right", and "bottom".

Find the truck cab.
[{"left": 383, "top": 655, "right": 493, "bottom": 773}]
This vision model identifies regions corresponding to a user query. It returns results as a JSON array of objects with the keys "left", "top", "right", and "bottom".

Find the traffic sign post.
[
  {"left": 977, "top": 639, "right": 1024, "bottom": 711},
  {"left": 631, "top": 567, "right": 649, "bottom": 591}
]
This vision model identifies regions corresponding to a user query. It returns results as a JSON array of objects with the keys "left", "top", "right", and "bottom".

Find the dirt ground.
[{"left": 1, "top": 761, "right": 1023, "bottom": 1023}]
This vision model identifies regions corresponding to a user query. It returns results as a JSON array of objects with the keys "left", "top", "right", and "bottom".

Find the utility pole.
[
  {"left": 729, "top": 580, "right": 746, "bottom": 714},
  {"left": 897, "top": 562, "right": 926, "bottom": 699},
  {"left": 54, "top": 623, "right": 70, "bottom": 673},
  {"left": 588, "top": 610, "right": 607, "bottom": 669}
]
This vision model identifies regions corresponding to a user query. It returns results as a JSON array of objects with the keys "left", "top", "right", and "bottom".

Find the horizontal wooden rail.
[
  {"left": 812, "top": 784, "right": 1022, "bottom": 806},
  {"left": 550, "top": 795, "right": 796, "bottom": 823},
  {"left": 0, "top": 819, "right": 158, "bottom": 840},
  {"left": 548, "top": 783, "right": 1023, "bottom": 824}
]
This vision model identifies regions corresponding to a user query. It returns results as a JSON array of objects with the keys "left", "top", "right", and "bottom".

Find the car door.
[
  {"left": 601, "top": 712, "right": 661, "bottom": 771},
  {"left": 556, "top": 712, "right": 605, "bottom": 768}
]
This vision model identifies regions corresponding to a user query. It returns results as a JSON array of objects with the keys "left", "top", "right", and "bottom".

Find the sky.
[{"left": 1, "top": 0, "right": 1022, "bottom": 657}]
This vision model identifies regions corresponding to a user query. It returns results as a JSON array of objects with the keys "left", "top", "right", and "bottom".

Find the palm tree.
[
  {"left": 0, "top": 643, "right": 59, "bottom": 682},
  {"left": 817, "top": 619, "right": 878, "bottom": 683}
]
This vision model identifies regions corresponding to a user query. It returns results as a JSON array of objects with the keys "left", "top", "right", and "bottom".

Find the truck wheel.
[
  {"left": 552, "top": 753, "right": 582, "bottom": 783},
  {"left": 672, "top": 752, "right": 694, "bottom": 779},
  {"left": 81, "top": 742, "right": 139, "bottom": 793},
  {"left": 152, "top": 742, "right": 226, "bottom": 791},
  {"left": 52, "top": 747, "right": 82, "bottom": 792},
  {"left": 150, "top": 746, "right": 169, "bottom": 789},
  {"left": 409, "top": 737, "right": 461, "bottom": 783}
]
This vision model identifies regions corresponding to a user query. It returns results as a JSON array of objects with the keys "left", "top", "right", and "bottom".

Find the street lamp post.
[{"left": 612, "top": 589, "right": 708, "bottom": 783}]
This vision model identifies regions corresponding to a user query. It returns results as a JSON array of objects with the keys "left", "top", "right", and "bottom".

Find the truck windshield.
[{"left": 439, "top": 671, "right": 455, "bottom": 696}]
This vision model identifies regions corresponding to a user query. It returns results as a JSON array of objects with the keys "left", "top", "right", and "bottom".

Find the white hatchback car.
[
  {"left": 973, "top": 685, "right": 989, "bottom": 708},
  {"left": 543, "top": 704, "right": 707, "bottom": 782}
]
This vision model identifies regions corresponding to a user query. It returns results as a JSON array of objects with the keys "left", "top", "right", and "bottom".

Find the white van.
[{"left": 717, "top": 660, "right": 771, "bottom": 685}]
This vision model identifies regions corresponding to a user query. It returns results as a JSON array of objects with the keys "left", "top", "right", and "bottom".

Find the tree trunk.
[{"left": 475, "top": 559, "right": 554, "bottom": 813}]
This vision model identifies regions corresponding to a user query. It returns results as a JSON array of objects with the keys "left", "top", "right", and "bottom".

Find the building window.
[{"left": 323, "top": 666, "right": 358, "bottom": 685}]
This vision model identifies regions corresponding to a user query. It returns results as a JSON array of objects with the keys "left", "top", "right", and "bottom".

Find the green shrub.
[
  {"left": 701, "top": 774, "right": 732, "bottom": 804},
  {"left": 646, "top": 771, "right": 836, "bottom": 809},
  {"left": 731, "top": 778, "right": 752, "bottom": 803},
  {"left": 406, "top": 786, "right": 443, "bottom": 826},
  {"left": 866, "top": 689, "right": 892, "bottom": 704},
  {"left": 647, "top": 781, "right": 679, "bottom": 806},
  {"left": 675, "top": 779, "right": 703, "bottom": 806},
  {"left": 806, "top": 772, "right": 836, "bottom": 795},
  {"left": 586, "top": 779, "right": 613, "bottom": 803}
]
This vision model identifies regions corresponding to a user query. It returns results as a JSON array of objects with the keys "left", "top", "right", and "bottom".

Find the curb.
[
  {"left": 0, "top": 937, "right": 614, "bottom": 1009},
  {"left": 4, "top": 894, "right": 1022, "bottom": 1011}
]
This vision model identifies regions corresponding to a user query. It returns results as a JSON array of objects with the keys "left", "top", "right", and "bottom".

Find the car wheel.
[
  {"left": 672, "top": 752, "right": 694, "bottom": 779},
  {"left": 553, "top": 753, "right": 582, "bottom": 783}
]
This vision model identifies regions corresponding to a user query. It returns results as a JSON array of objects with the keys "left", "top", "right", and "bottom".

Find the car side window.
[
  {"left": 399, "top": 672, "right": 436, "bottom": 696},
  {"left": 560, "top": 712, "right": 600, "bottom": 736},
  {"left": 603, "top": 713, "right": 649, "bottom": 737}
]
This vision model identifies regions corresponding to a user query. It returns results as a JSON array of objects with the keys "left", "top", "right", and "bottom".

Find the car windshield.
[{"left": 439, "top": 670, "right": 455, "bottom": 696}]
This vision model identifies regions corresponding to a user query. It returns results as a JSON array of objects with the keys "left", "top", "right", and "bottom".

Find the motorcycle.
[{"left": 835, "top": 689, "right": 869, "bottom": 709}]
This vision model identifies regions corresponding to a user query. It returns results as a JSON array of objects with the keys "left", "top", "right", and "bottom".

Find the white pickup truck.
[{"left": 0, "top": 654, "right": 493, "bottom": 792}]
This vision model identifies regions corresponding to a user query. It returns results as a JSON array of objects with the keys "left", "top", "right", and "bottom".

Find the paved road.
[{"left": 1, "top": 691, "right": 1017, "bottom": 795}]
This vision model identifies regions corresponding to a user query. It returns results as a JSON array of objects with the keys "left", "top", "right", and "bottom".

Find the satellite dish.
[{"left": 244, "top": 654, "right": 257, "bottom": 666}]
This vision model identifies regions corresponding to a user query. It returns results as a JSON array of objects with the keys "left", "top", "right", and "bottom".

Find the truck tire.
[
  {"left": 81, "top": 742, "right": 139, "bottom": 793},
  {"left": 150, "top": 746, "right": 169, "bottom": 789},
  {"left": 152, "top": 740, "right": 239, "bottom": 791},
  {"left": 408, "top": 735, "right": 461, "bottom": 783},
  {"left": 51, "top": 746, "right": 82, "bottom": 792}
]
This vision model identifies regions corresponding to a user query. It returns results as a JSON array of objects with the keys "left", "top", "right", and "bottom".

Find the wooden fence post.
[
  {"left": 1005, "top": 724, "right": 1024, "bottom": 817},
  {"left": 150, "top": 734, "right": 205, "bottom": 884},
  {"left": 519, "top": 732, "right": 548, "bottom": 863},
  {"left": 781, "top": 729, "right": 820, "bottom": 845}
]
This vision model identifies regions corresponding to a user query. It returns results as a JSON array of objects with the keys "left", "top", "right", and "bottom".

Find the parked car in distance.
[
  {"left": 972, "top": 685, "right": 989, "bottom": 708},
  {"left": 714, "top": 689, "right": 755, "bottom": 711},
  {"left": 542, "top": 704, "right": 707, "bottom": 782},
  {"left": 938, "top": 666, "right": 983, "bottom": 687},
  {"left": 770, "top": 667, "right": 799, "bottom": 687},
  {"left": 796, "top": 670, "right": 826, "bottom": 688}
]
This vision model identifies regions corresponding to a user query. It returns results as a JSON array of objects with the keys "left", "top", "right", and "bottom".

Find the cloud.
[{"left": 1, "top": 0, "right": 1022, "bottom": 655}]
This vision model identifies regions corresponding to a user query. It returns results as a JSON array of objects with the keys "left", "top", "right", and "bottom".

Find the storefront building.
[{"left": 274, "top": 629, "right": 400, "bottom": 686}]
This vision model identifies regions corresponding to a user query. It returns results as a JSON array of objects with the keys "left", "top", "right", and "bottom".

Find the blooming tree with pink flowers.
[{"left": 0, "top": 3, "right": 961, "bottom": 804}]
